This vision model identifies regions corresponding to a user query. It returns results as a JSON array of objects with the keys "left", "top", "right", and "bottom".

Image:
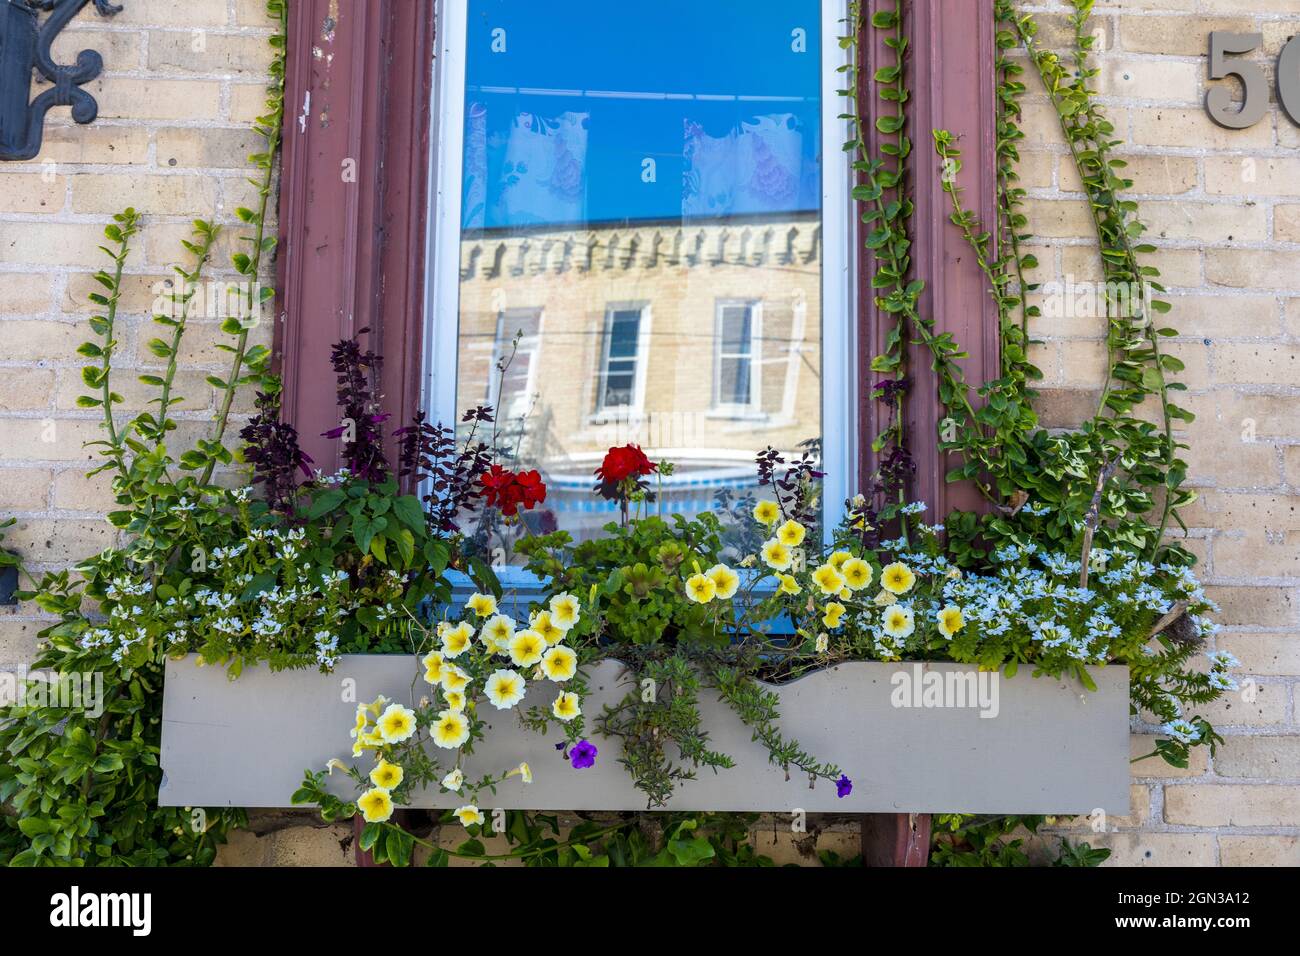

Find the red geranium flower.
[
  {"left": 595, "top": 444, "right": 657, "bottom": 484},
  {"left": 480, "top": 465, "right": 547, "bottom": 517}
]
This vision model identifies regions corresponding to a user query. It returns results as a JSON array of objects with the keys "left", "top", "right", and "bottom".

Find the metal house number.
[
  {"left": 0, "top": 0, "right": 123, "bottom": 161},
  {"left": 1206, "top": 30, "right": 1300, "bottom": 129}
]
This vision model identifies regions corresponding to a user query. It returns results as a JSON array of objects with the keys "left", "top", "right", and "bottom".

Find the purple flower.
[
  {"left": 836, "top": 774, "right": 853, "bottom": 798},
  {"left": 570, "top": 740, "right": 597, "bottom": 770}
]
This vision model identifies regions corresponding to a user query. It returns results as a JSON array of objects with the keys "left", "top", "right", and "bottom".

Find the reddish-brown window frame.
[
  {"left": 275, "top": 0, "right": 997, "bottom": 501},
  {"left": 274, "top": 0, "right": 998, "bottom": 866}
]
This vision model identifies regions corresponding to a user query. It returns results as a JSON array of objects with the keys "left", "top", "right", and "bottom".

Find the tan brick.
[
  {"left": 1215, "top": 736, "right": 1300, "bottom": 778},
  {"left": 1165, "top": 784, "right": 1300, "bottom": 826},
  {"left": 1219, "top": 836, "right": 1300, "bottom": 866},
  {"left": 90, "top": 79, "right": 222, "bottom": 122},
  {"left": 0, "top": 320, "right": 83, "bottom": 361},
  {"left": 4, "top": 517, "right": 114, "bottom": 564},
  {"left": 0, "top": 369, "right": 55, "bottom": 413},
  {"left": 1142, "top": 202, "right": 1268, "bottom": 244},
  {"left": 267, "top": 823, "right": 355, "bottom": 867},
  {"left": 1215, "top": 394, "right": 1300, "bottom": 441},
  {"left": 64, "top": 273, "right": 176, "bottom": 315},
  {"left": 1207, "top": 157, "right": 1300, "bottom": 197},
  {"left": 1196, "top": 678, "right": 1288, "bottom": 724},
  {"left": 1033, "top": 14, "right": 1117, "bottom": 55},
  {"left": 50, "top": 29, "right": 141, "bottom": 71},
  {"left": 0, "top": 173, "right": 66, "bottom": 214},
  {"left": 0, "top": 275, "right": 53, "bottom": 313},
  {"left": 1131, "top": 108, "right": 1273, "bottom": 150},
  {"left": 32, "top": 125, "right": 150, "bottom": 166},
  {"left": 1185, "top": 436, "right": 1279, "bottom": 489},
  {"left": 1096, "top": 832, "right": 1217, "bottom": 867},
  {"left": 115, "top": 1, "right": 229, "bottom": 27},
  {"left": 1205, "top": 586, "right": 1297, "bottom": 628},
  {"left": 1209, "top": 250, "right": 1300, "bottom": 290},
  {"left": 142, "top": 223, "right": 251, "bottom": 274},
  {"left": 1219, "top": 633, "right": 1300, "bottom": 677},
  {"left": 71, "top": 174, "right": 219, "bottom": 217},
  {"left": 235, "top": 0, "right": 281, "bottom": 27},
  {"left": 1122, "top": 16, "right": 1255, "bottom": 56},
  {"left": 1059, "top": 245, "right": 1202, "bottom": 289},
  {"left": 1098, "top": 58, "right": 1200, "bottom": 103},
  {"left": 213, "top": 827, "right": 271, "bottom": 867},
  {"left": 1012, "top": 150, "right": 1055, "bottom": 190},
  {"left": 0, "top": 419, "right": 105, "bottom": 463},
  {"left": 1288, "top": 445, "right": 1300, "bottom": 486},
  {"left": 0, "top": 468, "right": 52, "bottom": 510},
  {"left": 1164, "top": 294, "right": 1277, "bottom": 338},
  {"left": 51, "top": 467, "right": 117, "bottom": 513},
  {"left": 157, "top": 128, "right": 266, "bottom": 170},
  {"left": 0, "top": 618, "right": 45, "bottom": 668},
  {"left": 1025, "top": 199, "right": 1102, "bottom": 238},
  {"left": 1214, "top": 343, "right": 1300, "bottom": 386},
  {"left": 750, "top": 827, "right": 862, "bottom": 867},
  {"left": 0, "top": 223, "right": 145, "bottom": 269},
  {"left": 1276, "top": 205, "right": 1300, "bottom": 244},
  {"left": 1097, "top": 0, "right": 1199, "bottom": 9},
  {"left": 229, "top": 84, "right": 274, "bottom": 125},
  {"left": 136, "top": 320, "right": 271, "bottom": 368},
  {"left": 1131, "top": 734, "right": 1209, "bottom": 778},
  {"left": 56, "top": 368, "right": 212, "bottom": 413},
  {"left": 148, "top": 31, "right": 272, "bottom": 75}
]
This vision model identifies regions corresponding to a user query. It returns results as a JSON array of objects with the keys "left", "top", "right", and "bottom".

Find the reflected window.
[{"left": 433, "top": 0, "right": 849, "bottom": 562}]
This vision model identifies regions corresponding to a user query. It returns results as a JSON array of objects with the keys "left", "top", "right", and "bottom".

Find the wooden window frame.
[{"left": 276, "top": 0, "right": 997, "bottom": 866}]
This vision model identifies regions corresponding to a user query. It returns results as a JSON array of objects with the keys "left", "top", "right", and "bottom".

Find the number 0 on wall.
[{"left": 1206, "top": 30, "right": 1300, "bottom": 129}]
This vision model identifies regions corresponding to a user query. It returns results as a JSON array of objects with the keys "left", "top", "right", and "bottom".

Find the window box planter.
[{"left": 159, "top": 655, "right": 1129, "bottom": 814}]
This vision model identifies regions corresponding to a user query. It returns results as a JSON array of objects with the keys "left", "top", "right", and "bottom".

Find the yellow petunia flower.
[
  {"left": 431, "top": 709, "right": 469, "bottom": 749},
  {"left": 421, "top": 650, "right": 446, "bottom": 686},
  {"left": 531, "top": 610, "right": 565, "bottom": 646},
  {"left": 507, "top": 762, "right": 533, "bottom": 784},
  {"left": 466, "top": 593, "right": 497, "bottom": 618},
  {"left": 880, "top": 562, "right": 916, "bottom": 596},
  {"left": 508, "top": 629, "right": 547, "bottom": 667},
  {"left": 480, "top": 613, "right": 516, "bottom": 649},
  {"left": 357, "top": 788, "right": 394, "bottom": 823},
  {"left": 827, "top": 550, "right": 853, "bottom": 570},
  {"left": 937, "top": 605, "right": 966, "bottom": 639},
  {"left": 441, "top": 664, "right": 470, "bottom": 694},
  {"left": 552, "top": 691, "right": 581, "bottom": 721},
  {"left": 443, "top": 689, "right": 466, "bottom": 712},
  {"left": 351, "top": 705, "right": 369, "bottom": 738},
  {"left": 377, "top": 703, "right": 417, "bottom": 744},
  {"left": 873, "top": 589, "right": 897, "bottom": 607},
  {"left": 707, "top": 564, "right": 740, "bottom": 600},
  {"left": 882, "top": 605, "right": 915, "bottom": 639},
  {"left": 841, "top": 558, "right": 873, "bottom": 591},
  {"left": 442, "top": 621, "right": 473, "bottom": 659},
  {"left": 685, "top": 573, "right": 717, "bottom": 604},
  {"left": 454, "top": 805, "right": 485, "bottom": 828},
  {"left": 777, "top": 573, "right": 802, "bottom": 596},
  {"left": 822, "top": 601, "right": 847, "bottom": 629},
  {"left": 753, "top": 500, "right": 780, "bottom": 526},
  {"left": 441, "top": 768, "right": 464, "bottom": 791},
  {"left": 549, "top": 592, "right": 581, "bottom": 630},
  {"left": 485, "top": 669, "right": 526, "bottom": 710},
  {"left": 369, "top": 759, "right": 404, "bottom": 791},
  {"left": 541, "top": 645, "right": 578, "bottom": 683},
  {"left": 761, "top": 538, "right": 792, "bottom": 571},
  {"left": 777, "top": 519, "right": 806, "bottom": 548},
  {"left": 812, "top": 564, "right": 846, "bottom": 596}
]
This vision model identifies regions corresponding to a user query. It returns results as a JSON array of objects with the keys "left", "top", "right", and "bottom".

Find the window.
[
  {"left": 714, "top": 300, "right": 761, "bottom": 414},
  {"left": 596, "top": 305, "right": 647, "bottom": 415},
  {"left": 425, "top": 0, "right": 855, "bottom": 560}
]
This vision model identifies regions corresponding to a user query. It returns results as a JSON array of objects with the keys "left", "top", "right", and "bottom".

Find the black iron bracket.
[{"left": 0, "top": 0, "right": 124, "bottom": 162}]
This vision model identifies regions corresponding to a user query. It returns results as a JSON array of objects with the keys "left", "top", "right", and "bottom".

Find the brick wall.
[
  {"left": 1018, "top": 0, "right": 1300, "bottom": 866},
  {"left": 1, "top": 0, "right": 1295, "bottom": 866}
]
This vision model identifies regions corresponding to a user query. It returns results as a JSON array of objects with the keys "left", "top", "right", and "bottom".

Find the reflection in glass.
[{"left": 455, "top": 1, "right": 823, "bottom": 561}]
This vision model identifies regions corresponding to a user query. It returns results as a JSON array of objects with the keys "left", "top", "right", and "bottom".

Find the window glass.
[{"left": 452, "top": 0, "right": 824, "bottom": 560}]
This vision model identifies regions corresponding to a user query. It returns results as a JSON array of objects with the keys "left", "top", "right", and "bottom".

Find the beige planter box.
[{"left": 159, "top": 655, "right": 1129, "bottom": 814}]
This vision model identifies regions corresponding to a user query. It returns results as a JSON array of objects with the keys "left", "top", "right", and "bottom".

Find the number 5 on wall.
[{"left": 1206, "top": 30, "right": 1300, "bottom": 129}]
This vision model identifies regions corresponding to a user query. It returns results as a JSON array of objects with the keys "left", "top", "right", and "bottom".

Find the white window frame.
[
  {"left": 422, "top": 0, "right": 857, "bottom": 553},
  {"left": 712, "top": 299, "right": 763, "bottom": 417},
  {"left": 592, "top": 302, "right": 651, "bottom": 420}
]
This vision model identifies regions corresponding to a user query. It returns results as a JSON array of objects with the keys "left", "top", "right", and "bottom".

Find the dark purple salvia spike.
[
  {"left": 324, "top": 331, "right": 390, "bottom": 482},
  {"left": 239, "top": 388, "right": 312, "bottom": 513},
  {"left": 394, "top": 411, "right": 492, "bottom": 532}
]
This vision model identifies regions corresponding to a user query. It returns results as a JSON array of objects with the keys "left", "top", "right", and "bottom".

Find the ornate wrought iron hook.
[{"left": 0, "top": 0, "right": 124, "bottom": 161}]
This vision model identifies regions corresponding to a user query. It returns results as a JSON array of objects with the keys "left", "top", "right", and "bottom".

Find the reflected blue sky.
[{"left": 463, "top": 0, "right": 822, "bottom": 230}]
